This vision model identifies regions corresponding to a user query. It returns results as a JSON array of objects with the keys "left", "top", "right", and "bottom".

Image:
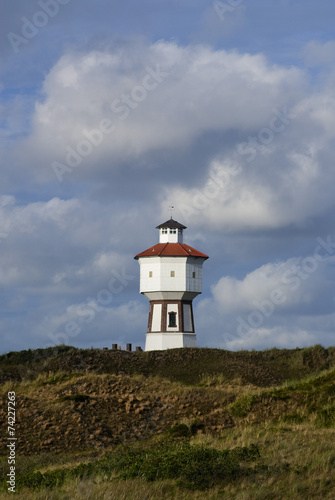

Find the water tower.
[{"left": 134, "top": 218, "right": 208, "bottom": 351}]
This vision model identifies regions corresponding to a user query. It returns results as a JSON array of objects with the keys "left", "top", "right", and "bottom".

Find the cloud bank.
[{"left": 2, "top": 29, "right": 335, "bottom": 352}]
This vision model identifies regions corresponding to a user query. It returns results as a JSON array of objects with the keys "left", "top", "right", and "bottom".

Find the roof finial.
[{"left": 169, "top": 205, "right": 174, "bottom": 219}]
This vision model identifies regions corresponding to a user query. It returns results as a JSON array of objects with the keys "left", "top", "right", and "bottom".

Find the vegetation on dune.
[
  {"left": 1, "top": 343, "right": 334, "bottom": 387},
  {"left": 0, "top": 344, "right": 334, "bottom": 499},
  {"left": 1, "top": 442, "right": 260, "bottom": 492},
  {"left": 228, "top": 367, "right": 335, "bottom": 427}
]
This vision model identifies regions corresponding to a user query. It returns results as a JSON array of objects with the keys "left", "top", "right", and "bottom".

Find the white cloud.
[
  {"left": 0, "top": 196, "right": 80, "bottom": 235},
  {"left": 15, "top": 41, "right": 304, "bottom": 182},
  {"left": 38, "top": 299, "right": 147, "bottom": 349},
  {"left": 0, "top": 196, "right": 138, "bottom": 290},
  {"left": 167, "top": 158, "right": 281, "bottom": 231},
  {"left": 211, "top": 255, "right": 334, "bottom": 314},
  {"left": 194, "top": 251, "right": 335, "bottom": 350},
  {"left": 211, "top": 261, "right": 289, "bottom": 314},
  {"left": 0, "top": 194, "right": 149, "bottom": 351},
  {"left": 222, "top": 326, "right": 316, "bottom": 351},
  {"left": 303, "top": 40, "right": 335, "bottom": 67},
  {"left": 0, "top": 195, "right": 15, "bottom": 207},
  {"left": 161, "top": 86, "right": 335, "bottom": 231}
]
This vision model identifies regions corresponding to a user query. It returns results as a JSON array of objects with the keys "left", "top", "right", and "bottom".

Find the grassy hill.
[{"left": 1, "top": 344, "right": 335, "bottom": 499}]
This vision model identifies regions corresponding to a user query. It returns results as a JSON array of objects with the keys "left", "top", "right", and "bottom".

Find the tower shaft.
[{"left": 145, "top": 298, "right": 196, "bottom": 350}]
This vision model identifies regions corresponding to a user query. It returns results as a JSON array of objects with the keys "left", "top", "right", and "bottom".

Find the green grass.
[{"left": 0, "top": 441, "right": 260, "bottom": 493}]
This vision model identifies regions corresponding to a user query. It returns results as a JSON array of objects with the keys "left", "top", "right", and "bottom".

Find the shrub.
[
  {"left": 111, "top": 443, "right": 261, "bottom": 490},
  {"left": 14, "top": 457, "right": 113, "bottom": 491},
  {"left": 315, "top": 405, "right": 335, "bottom": 428},
  {"left": 59, "top": 394, "right": 90, "bottom": 402},
  {"left": 229, "top": 394, "right": 258, "bottom": 417},
  {"left": 190, "top": 420, "right": 205, "bottom": 435},
  {"left": 168, "top": 424, "right": 191, "bottom": 438}
]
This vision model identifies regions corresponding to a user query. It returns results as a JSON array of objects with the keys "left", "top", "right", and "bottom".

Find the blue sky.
[{"left": 1, "top": 0, "right": 335, "bottom": 353}]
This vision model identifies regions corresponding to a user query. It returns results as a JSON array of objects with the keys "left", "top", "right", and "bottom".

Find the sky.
[{"left": 1, "top": 0, "right": 335, "bottom": 354}]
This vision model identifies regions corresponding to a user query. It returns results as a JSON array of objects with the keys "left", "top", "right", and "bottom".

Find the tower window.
[
  {"left": 169, "top": 228, "right": 176, "bottom": 234},
  {"left": 162, "top": 228, "right": 168, "bottom": 234},
  {"left": 168, "top": 311, "right": 177, "bottom": 327},
  {"left": 170, "top": 271, "right": 175, "bottom": 277},
  {"left": 192, "top": 272, "right": 196, "bottom": 278},
  {"left": 149, "top": 271, "right": 153, "bottom": 277}
]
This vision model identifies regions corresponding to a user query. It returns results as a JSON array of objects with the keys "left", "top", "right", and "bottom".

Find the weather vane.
[{"left": 169, "top": 205, "right": 174, "bottom": 218}]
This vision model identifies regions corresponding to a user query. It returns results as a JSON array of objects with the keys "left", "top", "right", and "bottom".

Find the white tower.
[{"left": 134, "top": 218, "right": 209, "bottom": 351}]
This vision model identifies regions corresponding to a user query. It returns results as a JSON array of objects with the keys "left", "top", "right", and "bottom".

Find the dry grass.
[
  {"left": 0, "top": 477, "right": 230, "bottom": 500},
  {"left": 191, "top": 421, "right": 335, "bottom": 499}
]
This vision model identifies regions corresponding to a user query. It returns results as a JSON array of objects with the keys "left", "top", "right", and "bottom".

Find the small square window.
[
  {"left": 192, "top": 272, "right": 196, "bottom": 278},
  {"left": 170, "top": 228, "right": 176, "bottom": 234},
  {"left": 170, "top": 271, "right": 175, "bottom": 277},
  {"left": 162, "top": 228, "right": 168, "bottom": 234},
  {"left": 149, "top": 271, "right": 153, "bottom": 277}
]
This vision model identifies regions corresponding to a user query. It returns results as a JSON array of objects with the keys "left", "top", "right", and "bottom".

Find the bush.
[
  {"left": 7, "top": 443, "right": 260, "bottom": 492},
  {"left": 111, "top": 442, "right": 261, "bottom": 490},
  {"left": 168, "top": 424, "right": 191, "bottom": 438},
  {"left": 229, "top": 394, "right": 258, "bottom": 417},
  {"left": 167, "top": 421, "right": 205, "bottom": 439},
  {"left": 59, "top": 394, "right": 90, "bottom": 402},
  {"left": 190, "top": 420, "right": 205, "bottom": 435},
  {"left": 14, "top": 457, "right": 113, "bottom": 491}
]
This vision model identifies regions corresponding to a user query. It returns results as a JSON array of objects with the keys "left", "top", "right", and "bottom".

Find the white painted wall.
[
  {"left": 138, "top": 256, "right": 205, "bottom": 294},
  {"left": 160, "top": 258, "right": 186, "bottom": 291},
  {"left": 186, "top": 259, "right": 203, "bottom": 293},
  {"left": 183, "top": 303, "right": 193, "bottom": 332},
  {"left": 145, "top": 332, "right": 196, "bottom": 351},
  {"left": 139, "top": 257, "right": 161, "bottom": 292},
  {"left": 143, "top": 291, "right": 198, "bottom": 301},
  {"left": 159, "top": 228, "right": 183, "bottom": 243},
  {"left": 151, "top": 303, "right": 162, "bottom": 332},
  {"left": 139, "top": 256, "right": 187, "bottom": 293}
]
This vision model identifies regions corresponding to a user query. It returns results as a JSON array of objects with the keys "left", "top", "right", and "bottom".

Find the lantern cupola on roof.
[{"left": 156, "top": 218, "right": 187, "bottom": 244}]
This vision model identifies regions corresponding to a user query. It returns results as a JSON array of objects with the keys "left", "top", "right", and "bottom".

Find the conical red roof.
[{"left": 135, "top": 242, "right": 208, "bottom": 259}]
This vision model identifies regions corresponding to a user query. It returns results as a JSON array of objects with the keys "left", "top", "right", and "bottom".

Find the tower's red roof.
[{"left": 134, "top": 243, "right": 209, "bottom": 259}]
